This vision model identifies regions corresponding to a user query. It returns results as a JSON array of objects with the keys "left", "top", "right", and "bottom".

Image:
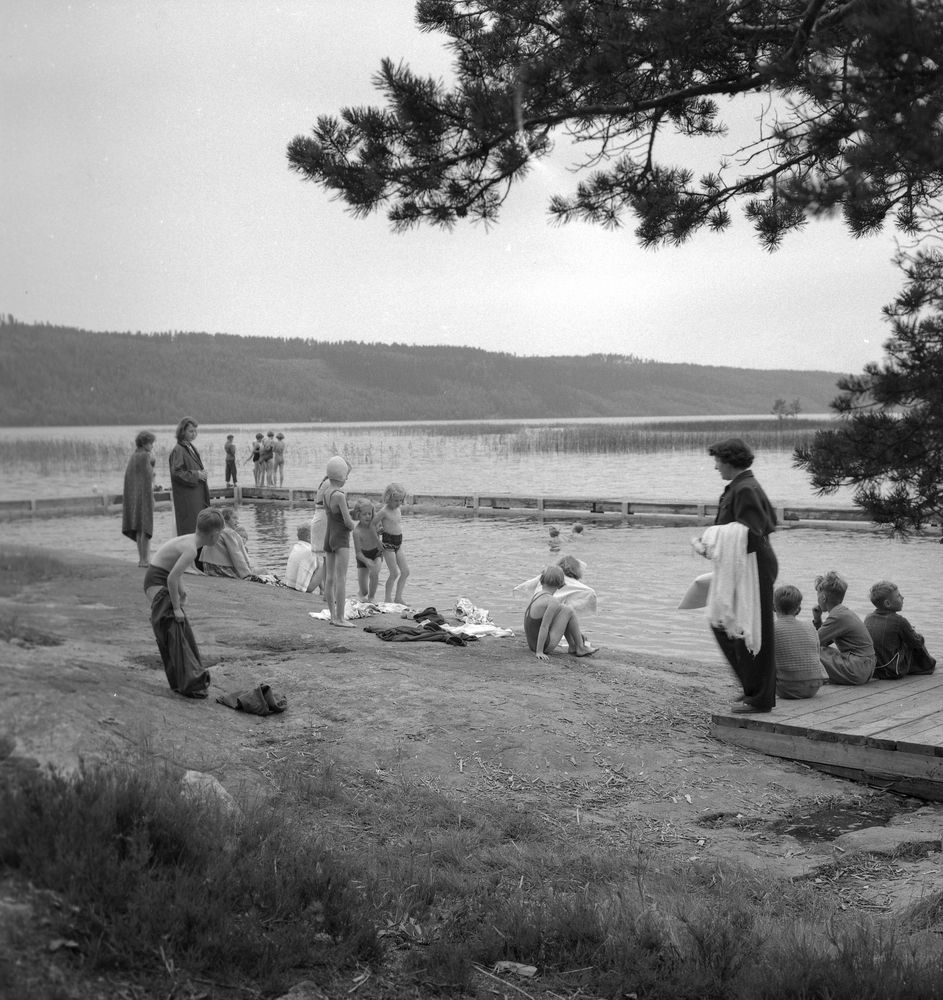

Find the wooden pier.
[
  {"left": 711, "top": 673, "right": 943, "bottom": 800},
  {"left": 0, "top": 484, "right": 879, "bottom": 528}
]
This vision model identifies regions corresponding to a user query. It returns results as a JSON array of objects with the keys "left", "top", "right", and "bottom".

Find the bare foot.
[
  {"left": 331, "top": 619, "right": 355, "bottom": 628},
  {"left": 571, "top": 646, "right": 598, "bottom": 657}
]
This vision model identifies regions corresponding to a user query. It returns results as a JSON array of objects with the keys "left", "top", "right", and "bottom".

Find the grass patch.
[{"left": 3, "top": 757, "right": 943, "bottom": 998}]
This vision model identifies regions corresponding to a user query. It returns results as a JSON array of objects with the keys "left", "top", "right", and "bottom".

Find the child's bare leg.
[
  {"left": 357, "top": 564, "right": 369, "bottom": 601},
  {"left": 561, "top": 609, "right": 596, "bottom": 656},
  {"left": 308, "top": 558, "right": 325, "bottom": 596},
  {"left": 323, "top": 552, "right": 335, "bottom": 614},
  {"left": 368, "top": 561, "right": 380, "bottom": 602},
  {"left": 393, "top": 551, "right": 409, "bottom": 604},
  {"left": 332, "top": 549, "right": 354, "bottom": 627},
  {"left": 382, "top": 549, "right": 399, "bottom": 603},
  {"left": 544, "top": 605, "right": 573, "bottom": 652}
]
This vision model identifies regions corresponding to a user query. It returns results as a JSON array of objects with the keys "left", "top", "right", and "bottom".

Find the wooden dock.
[
  {"left": 711, "top": 673, "right": 943, "bottom": 800},
  {"left": 0, "top": 485, "right": 878, "bottom": 528}
]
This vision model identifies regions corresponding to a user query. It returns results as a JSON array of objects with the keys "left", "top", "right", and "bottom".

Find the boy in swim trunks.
[
  {"left": 144, "top": 506, "right": 225, "bottom": 696},
  {"left": 524, "top": 565, "right": 596, "bottom": 661},
  {"left": 372, "top": 482, "right": 410, "bottom": 604},
  {"left": 351, "top": 498, "right": 382, "bottom": 602},
  {"left": 273, "top": 432, "right": 286, "bottom": 486},
  {"left": 322, "top": 456, "right": 358, "bottom": 627}
]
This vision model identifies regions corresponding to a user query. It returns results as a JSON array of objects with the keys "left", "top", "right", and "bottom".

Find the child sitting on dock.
[
  {"left": 373, "top": 483, "right": 410, "bottom": 604},
  {"left": 865, "top": 580, "right": 937, "bottom": 679},
  {"left": 811, "top": 571, "right": 875, "bottom": 686},
  {"left": 773, "top": 585, "right": 827, "bottom": 699},
  {"left": 524, "top": 565, "right": 596, "bottom": 661},
  {"left": 351, "top": 498, "right": 382, "bottom": 602},
  {"left": 144, "top": 506, "right": 225, "bottom": 697}
]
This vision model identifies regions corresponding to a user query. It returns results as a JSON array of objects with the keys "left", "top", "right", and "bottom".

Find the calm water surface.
[
  {"left": 1, "top": 505, "right": 939, "bottom": 662},
  {"left": 2, "top": 420, "right": 939, "bottom": 663}
]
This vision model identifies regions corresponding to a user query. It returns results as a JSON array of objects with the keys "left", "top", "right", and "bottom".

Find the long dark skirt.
[{"left": 711, "top": 539, "right": 777, "bottom": 710}]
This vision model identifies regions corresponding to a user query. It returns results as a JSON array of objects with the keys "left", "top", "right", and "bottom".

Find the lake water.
[{"left": 1, "top": 420, "right": 940, "bottom": 662}]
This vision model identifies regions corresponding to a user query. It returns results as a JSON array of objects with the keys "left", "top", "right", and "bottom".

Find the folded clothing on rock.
[{"left": 216, "top": 684, "right": 287, "bottom": 715}]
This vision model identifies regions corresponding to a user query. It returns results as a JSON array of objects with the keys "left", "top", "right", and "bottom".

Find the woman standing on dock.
[
  {"left": 707, "top": 437, "right": 778, "bottom": 714},
  {"left": 122, "top": 430, "right": 156, "bottom": 566},
  {"left": 170, "top": 416, "right": 210, "bottom": 536}
]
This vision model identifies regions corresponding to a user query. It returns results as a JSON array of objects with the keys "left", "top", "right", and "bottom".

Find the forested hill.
[{"left": 0, "top": 320, "right": 847, "bottom": 425}]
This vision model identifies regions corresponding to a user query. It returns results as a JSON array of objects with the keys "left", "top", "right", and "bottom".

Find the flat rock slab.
[{"left": 834, "top": 825, "right": 942, "bottom": 854}]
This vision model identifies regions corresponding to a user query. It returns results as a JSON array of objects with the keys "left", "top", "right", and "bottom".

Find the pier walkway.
[
  {"left": 711, "top": 673, "right": 943, "bottom": 800},
  {"left": 0, "top": 484, "right": 875, "bottom": 528}
]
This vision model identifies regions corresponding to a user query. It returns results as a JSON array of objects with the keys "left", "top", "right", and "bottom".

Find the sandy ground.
[{"left": 2, "top": 547, "right": 942, "bottom": 950}]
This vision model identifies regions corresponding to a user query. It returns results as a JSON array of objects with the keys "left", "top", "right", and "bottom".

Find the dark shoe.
[{"left": 731, "top": 703, "right": 771, "bottom": 714}]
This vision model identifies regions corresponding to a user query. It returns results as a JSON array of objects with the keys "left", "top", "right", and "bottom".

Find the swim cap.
[{"left": 326, "top": 456, "right": 348, "bottom": 481}]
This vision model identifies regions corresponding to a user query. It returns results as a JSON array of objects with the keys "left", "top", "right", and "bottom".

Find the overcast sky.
[{"left": 1, "top": 1, "right": 910, "bottom": 371}]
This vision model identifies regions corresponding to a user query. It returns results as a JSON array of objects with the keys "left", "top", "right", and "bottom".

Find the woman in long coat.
[
  {"left": 170, "top": 416, "right": 210, "bottom": 536},
  {"left": 708, "top": 437, "right": 778, "bottom": 713},
  {"left": 122, "top": 430, "right": 156, "bottom": 566}
]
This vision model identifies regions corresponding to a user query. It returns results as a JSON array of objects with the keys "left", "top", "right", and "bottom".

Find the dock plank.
[{"left": 709, "top": 672, "right": 943, "bottom": 800}]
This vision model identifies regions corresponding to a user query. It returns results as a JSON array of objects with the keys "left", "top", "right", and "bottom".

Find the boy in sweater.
[{"left": 812, "top": 571, "right": 875, "bottom": 686}]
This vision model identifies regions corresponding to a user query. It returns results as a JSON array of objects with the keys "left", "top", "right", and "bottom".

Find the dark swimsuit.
[
  {"left": 143, "top": 564, "right": 170, "bottom": 592},
  {"left": 322, "top": 487, "right": 351, "bottom": 553},
  {"left": 523, "top": 593, "right": 546, "bottom": 653},
  {"left": 356, "top": 546, "right": 380, "bottom": 569},
  {"left": 381, "top": 532, "right": 403, "bottom": 552}
]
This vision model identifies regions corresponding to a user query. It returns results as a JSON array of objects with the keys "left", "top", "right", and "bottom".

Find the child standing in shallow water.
[{"left": 372, "top": 482, "right": 410, "bottom": 604}]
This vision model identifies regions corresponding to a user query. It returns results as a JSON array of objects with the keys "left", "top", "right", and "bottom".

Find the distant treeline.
[{"left": 0, "top": 317, "right": 846, "bottom": 426}]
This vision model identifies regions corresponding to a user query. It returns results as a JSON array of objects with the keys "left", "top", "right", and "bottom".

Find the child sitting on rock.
[
  {"left": 285, "top": 523, "right": 319, "bottom": 593},
  {"left": 523, "top": 565, "right": 597, "bottom": 661}
]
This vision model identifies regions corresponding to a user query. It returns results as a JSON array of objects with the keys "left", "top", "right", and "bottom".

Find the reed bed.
[
  {"left": 0, "top": 418, "right": 833, "bottom": 480},
  {"left": 506, "top": 419, "right": 832, "bottom": 455},
  {"left": 0, "top": 438, "right": 172, "bottom": 475}
]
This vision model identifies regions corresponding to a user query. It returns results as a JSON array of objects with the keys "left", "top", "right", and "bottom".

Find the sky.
[{"left": 0, "top": 1, "right": 912, "bottom": 372}]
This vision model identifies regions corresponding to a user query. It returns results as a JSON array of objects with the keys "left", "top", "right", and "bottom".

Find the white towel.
[
  {"left": 284, "top": 541, "right": 317, "bottom": 591},
  {"left": 512, "top": 576, "right": 598, "bottom": 616},
  {"left": 699, "top": 523, "right": 761, "bottom": 654}
]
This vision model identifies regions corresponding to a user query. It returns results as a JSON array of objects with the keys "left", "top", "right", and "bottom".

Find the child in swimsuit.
[
  {"left": 351, "top": 498, "right": 382, "bottom": 602},
  {"left": 249, "top": 434, "right": 264, "bottom": 485},
  {"left": 273, "top": 433, "right": 286, "bottom": 486},
  {"left": 321, "top": 456, "right": 358, "bottom": 627},
  {"left": 372, "top": 482, "right": 409, "bottom": 604},
  {"left": 524, "top": 565, "right": 596, "bottom": 661}
]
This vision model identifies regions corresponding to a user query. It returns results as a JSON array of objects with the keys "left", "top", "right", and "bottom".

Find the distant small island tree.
[{"left": 772, "top": 398, "right": 802, "bottom": 421}]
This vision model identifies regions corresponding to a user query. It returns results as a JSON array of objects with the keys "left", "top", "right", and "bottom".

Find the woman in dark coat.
[
  {"left": 708, "top": 437, "right": 778, "bottom": 713},
  {"left": 170, "top": 416, "right": 210, "bottom": 536},
  {"left": 122, "top": 430, "right": 156, "bottom": 566}
]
